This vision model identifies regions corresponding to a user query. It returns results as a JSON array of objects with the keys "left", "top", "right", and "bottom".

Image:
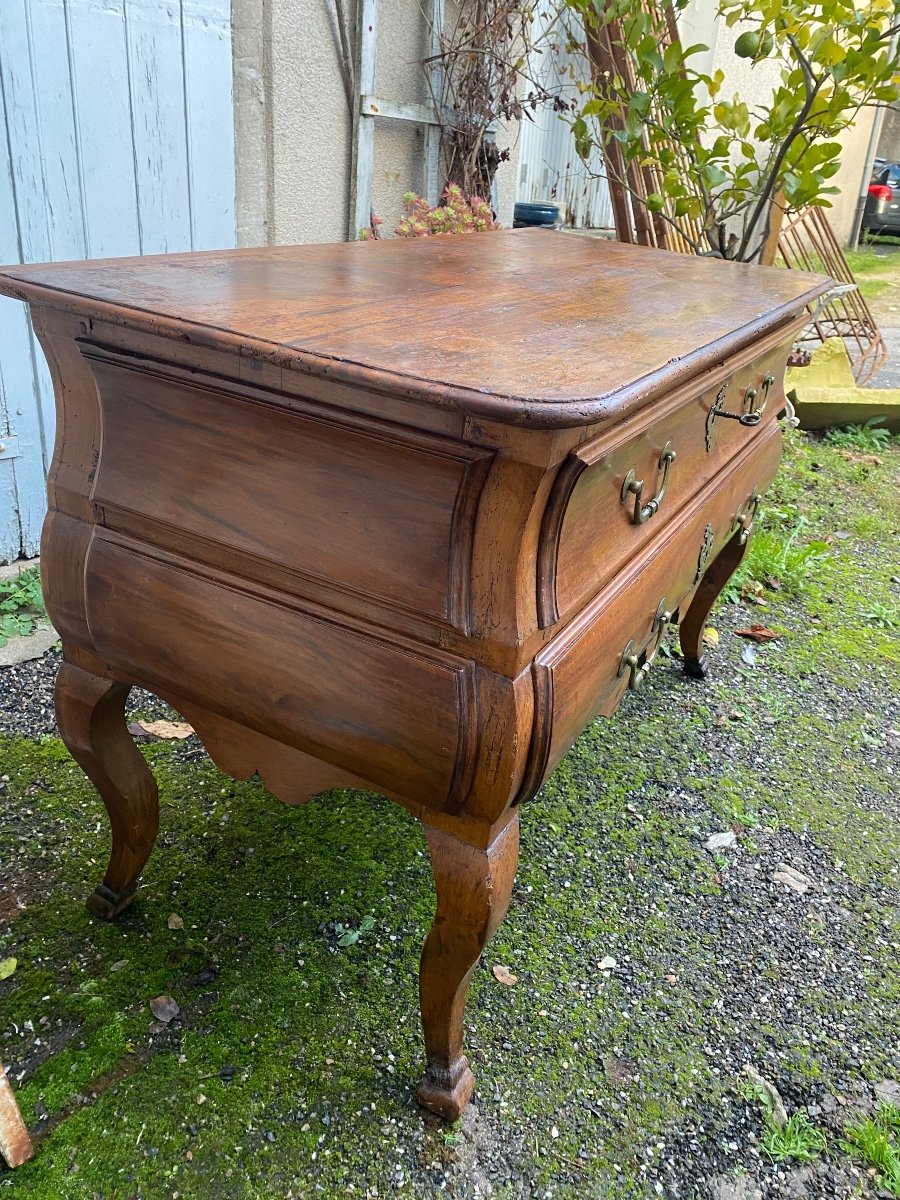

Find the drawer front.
[
  {"left": 82, "top": 345, "right": 491, "bottom": 631},
  {"left": 539, "top": 338, "right": 790, "bottom": 626},
  {"left": 83, "top": 532, "right": 477, "bottom": 811},
  {"left": 523, "top": 426, "right": 782, "bottom": 797}
]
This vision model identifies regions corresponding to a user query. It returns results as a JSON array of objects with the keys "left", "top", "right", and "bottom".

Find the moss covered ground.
[{"left": 1, "top": 430, "right": 898, "bottom": 1199}]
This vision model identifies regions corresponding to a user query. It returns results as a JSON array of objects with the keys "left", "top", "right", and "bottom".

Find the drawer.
[
  {"left": 523, "top": 425, "right": 782, "bottom": 797},
  {"left": 82, "top": 531, "right": 477, "bottom": 812},
  {"left": 538, "top": 337, "right": 790, "bottom": 626},
  {"left": 81, "top": 343, "right": 492, "bottom": 632}
]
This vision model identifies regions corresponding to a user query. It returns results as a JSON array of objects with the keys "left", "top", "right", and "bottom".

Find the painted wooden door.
[{"left": 0, "top": 0, "right": 235, "bottom": 563}]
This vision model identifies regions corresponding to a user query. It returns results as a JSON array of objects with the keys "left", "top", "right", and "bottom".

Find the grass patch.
[
  {"left": 761, "top": 1113, "right": 828, "bottom": 1164},
  {"left": 845, "top": 244, "right": 900, "bottom": 275},
  {"left": 856, "top": 276, "right": 892, "bottom": 302},
  {"left": 841, "top": 1103, "right": 900, "bottom": 1196},
  {"left": 0, "top": 565, "right": 45, "bottom": 646},
  {"left": 723, "top": 511, "right": 830, "bottom": 601}
]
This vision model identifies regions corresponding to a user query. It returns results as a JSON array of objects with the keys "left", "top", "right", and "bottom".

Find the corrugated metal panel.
[
  {"left": 517, "top": 3, "right": 612, "bottom": 230},
  {"left": 0, "top": 0, "right": 236, "bottom": 563}
]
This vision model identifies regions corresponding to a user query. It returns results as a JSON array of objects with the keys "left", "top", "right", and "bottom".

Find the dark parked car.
[{"left": 863, "top": 160, "right": 900, "bottom": 235}]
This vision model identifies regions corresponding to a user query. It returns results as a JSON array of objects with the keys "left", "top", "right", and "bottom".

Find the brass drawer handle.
[
  {"left": 620, "top": 441, "right": 676, "bottom": 525},
  {"left": 733, "top": 486, "right": 762, "bottom": 545},
  {"left": 618, "top": 598, "right": 671, "bottom": 690}
]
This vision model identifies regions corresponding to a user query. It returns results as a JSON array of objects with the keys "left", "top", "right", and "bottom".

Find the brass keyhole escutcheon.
[{"left": 707, "top": 382, "right": 762, "bottom": 452}]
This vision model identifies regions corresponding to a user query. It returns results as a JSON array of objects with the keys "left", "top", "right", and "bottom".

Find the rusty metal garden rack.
[{"left": 777, "top": 205, "right": 887, "bottom": 387}]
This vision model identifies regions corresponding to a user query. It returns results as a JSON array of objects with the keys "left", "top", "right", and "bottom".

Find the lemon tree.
[{"left": 563, "top": 0, "right": 900, "bottom": 260}]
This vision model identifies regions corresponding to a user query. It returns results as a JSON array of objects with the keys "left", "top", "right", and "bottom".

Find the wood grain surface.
[{"left": 0, "top": 231, "right": 831, "bottom": 427}]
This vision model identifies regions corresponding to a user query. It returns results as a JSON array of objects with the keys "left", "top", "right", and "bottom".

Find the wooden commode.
[{"left": 0, "top": 231, "right": 830, "bottom": 1119}]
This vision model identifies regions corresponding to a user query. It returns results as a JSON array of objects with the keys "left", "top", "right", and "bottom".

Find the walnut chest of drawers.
[{"left": 0, "top": 231, "right": 830, "bottom": 1119}]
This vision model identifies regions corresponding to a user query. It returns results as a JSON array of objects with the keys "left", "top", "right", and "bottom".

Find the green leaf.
[
  {"left": 701, "top": 162, "right": 729, "bottom": 188},
  {"left": 0, "top": 957, "right": 17, "bottom": 981},
  {"left": 336, "top": 930, "right": 360, "bottom": 948}
]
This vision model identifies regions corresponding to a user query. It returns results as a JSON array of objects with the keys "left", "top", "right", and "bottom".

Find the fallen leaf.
[
  {"left": 706, "top": 831, "right": 738, "bottom": 851},
  {"left": 492, "top": 964, "right": 518, "bottom": 986},
  {"left": 149, "top": 994, "right": 180, "bottom": 1023},
  {"left": 702, "top": 626, "right": 720, "bottom": 648},
  {"left": 597, "top": 955, "right": 617, "bottom": 972},
  {"left": 839, "top": 451, "right": 882, "bottom": 466},
  {"left": 110, "top": 959, "right": 128, "bottom": 972},
  {"left": 0, "top": 957, "right": 17, "bottom": 981},
  {"left": 167, "top": 913, "right": 184, "bottom": 930},
  {"left": 740, "top": 644, "right": 758, "bottom": 667},
  {"left": 764, "top": 576, "right": 783, "bottom": 591},
  {"left": 132, "top": 720, "right": 194, "bottom": 740},
  {"left": 665, "top": 973, "right": 678, "bottom": 984},
  {"left": 196, "top": 1093, "right": 207, "bottom": 1106},
  {"left": 734, "top": 624, "right": 782, "bottom": 643}
]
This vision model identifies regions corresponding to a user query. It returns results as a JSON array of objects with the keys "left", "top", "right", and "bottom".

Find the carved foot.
[
  {"left": 85, "top": 881, "right": 139, "bottom": 920},
  {"left": 417, "top": 816, "right": 519, "bottom": 1120},
  {"left": 681, "top": 654, "right": 709, "bottom": 680},
  {"left": 55, "top": 660, "right": 159, "bottom": 919},
  {"left": 417, "top": 1059, "right": 475, "bottom": 1122}
]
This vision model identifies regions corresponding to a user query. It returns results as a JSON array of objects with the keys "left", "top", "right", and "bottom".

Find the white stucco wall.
[
  {"left": 678, "top": 2, "right": 873, "bottom": 246},
  {"left": 825, "top": 105, "right": 876, "bottom": 244},
  {"left": 233, "top": 0, "right": 520, "bottom": 248}
]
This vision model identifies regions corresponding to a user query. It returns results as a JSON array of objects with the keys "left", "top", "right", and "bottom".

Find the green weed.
[
  {"left": 760, "top": 1112, "right": 827, "bottom": 1163},
  {"left": 731, "top": 517, "right": 830, "bottom": 599},
  {"left": 825, "top": 418, "right": 895, "bottom": 454},
  {"left": 0, "top": 565, "right": 45, "bottom": 646},
  {"left": 841, "top": 1102, "right": 900, "bottom": 1196},
  {"left": 739, "top": 1071, "right": 827, "bottom": 1165},
  {"left": 861, "top": 601, "right": 900, "bottom": 630}
]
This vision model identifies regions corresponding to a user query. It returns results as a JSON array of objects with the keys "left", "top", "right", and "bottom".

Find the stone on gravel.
[
  {"left": 0, "top": 623, "right": 57, "bottom": 669},
  {"left": 709, "top": 1174, "right": 764, "bottom": 1200},
  {"left": 706, "top": 830, "right": 738, "bottom": 851},
  {"left": 771, "top": 864, "right": 814, "bottom": 894},
  {"left": 874, "top": 1079, "right": 900, "bottom": 1107},
  {"left": 743, "top": 1065, "right": 788, "bottom": 1127},
  {"left": 149, "top": 995, "right": 180, "bottom": 1024}
]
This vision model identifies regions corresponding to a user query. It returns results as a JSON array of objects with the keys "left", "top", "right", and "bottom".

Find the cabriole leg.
[
  {"left": 417, "top": 815, "right": 519, "bottom": 1120},
  {"left": 55, "top": 660, "right": 159, "bottom": 919},
  {"left": 679, "top": 535, "right": 749, "bottom": 679}
]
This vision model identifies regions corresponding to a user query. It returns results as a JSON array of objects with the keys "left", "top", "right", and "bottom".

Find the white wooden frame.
[{"left": 347, "top": 0, "right": 444, "bottom": 240}]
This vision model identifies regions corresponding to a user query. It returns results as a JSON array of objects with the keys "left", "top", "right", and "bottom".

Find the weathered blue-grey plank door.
[{"left": 0, "top": 0, "right": 235, "bottom": 563}]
